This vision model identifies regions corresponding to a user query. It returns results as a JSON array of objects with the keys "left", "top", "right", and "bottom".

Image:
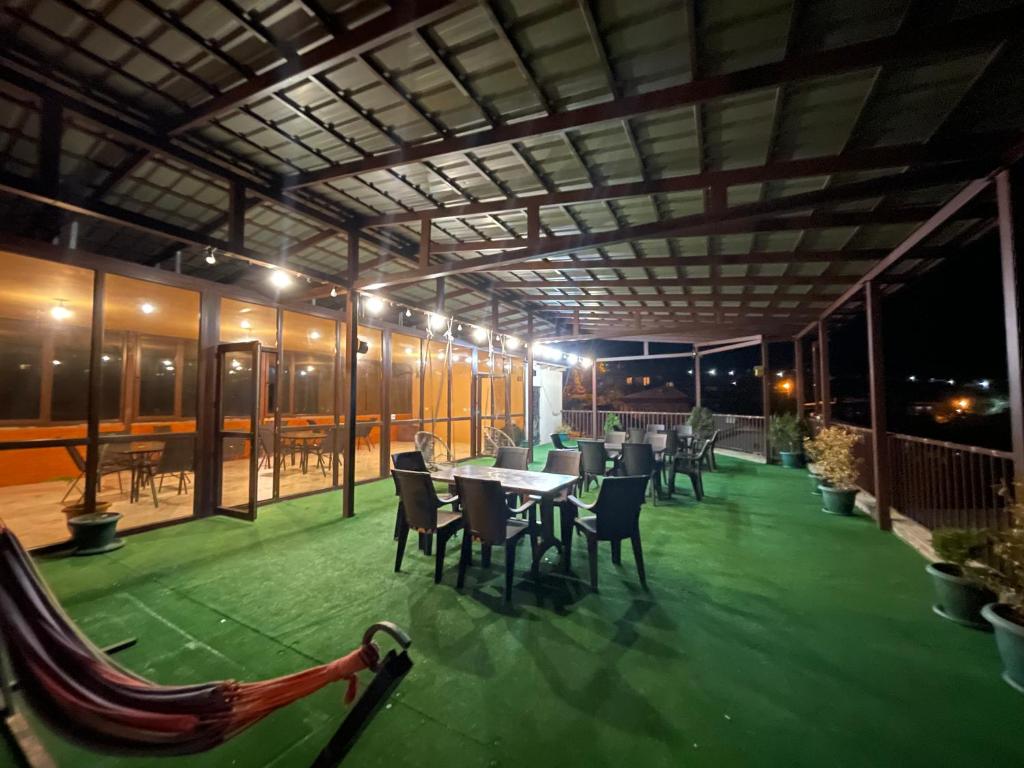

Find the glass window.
[
  {"left": 221, "top": 298, "right": 277, "bottom": 347},
  {"left": 391, "top": 334, "right": 421, "bottom": 419},
  {"left": 0, "top": 321, "right": 42, "bottom": 420},
  {"left": 424, "top": 339, "right": 449, "bottom": 421},
  {"left": 282, "top": 311, "right": 335, "bottom": 419},
  {"left": 138, "top": 338, "right": 178, "bottom": 416}
]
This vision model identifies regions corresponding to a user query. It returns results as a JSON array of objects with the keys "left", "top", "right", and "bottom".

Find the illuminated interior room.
[{"left": 1, "top": 1, "right": 1024, "bottom": 766}]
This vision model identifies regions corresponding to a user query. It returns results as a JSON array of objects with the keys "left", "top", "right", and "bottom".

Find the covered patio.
[{"left": 2, "top": 0, "right": 1024, "bottom": 765}]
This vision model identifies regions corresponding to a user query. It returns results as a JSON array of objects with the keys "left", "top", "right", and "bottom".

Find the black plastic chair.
[
  {"left": 620, "top": 442, "right": 661, "bottom": 505},
  {"left": 568, "top": 475, "right": 648, "bottom": 591},
  {"left": 493, "top": 446, "right": 528, "bottom": 470},
  {"left": 550, "top": 433, "right": 576, "bottom": 450},
  {"left": 627, "top": 427, "right": 645, "bottom": 443},
  {"left": 578, "top": 439, "right": 610, "bottom": 491},
  {"left": 537, "top": 449, "right": 581, "bottom": 559},
  {"left": 705, "top": 429, "right": 721, "bottom": 470},
  {"left": 454, "top": 476, "right": 537, "bottom": 603},
  {"left": 391, "top": 451, "right": 428, "bottom": 540},
  {"left": 670, "top": 439, "right": 710, "bottom": 500},
  {"left": 392, "top": 469, "right": 462, "bottom": 584},
  {"left": 147, "top": 437, "right": 194, "bottom": 507},
  {"left": 355, "top": 422, "right": 375, "bottom": 451}
]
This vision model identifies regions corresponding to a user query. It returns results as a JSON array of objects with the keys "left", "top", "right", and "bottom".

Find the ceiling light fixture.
[
  {"left": 269, "top": 269, "right": 291, "bottom": 289},
  {"left": 506, "top": 336, "right": 520, "bottom": 351},
  {"left": 49, "top": 300, "right": 71, "bottom": 321},
  {"left": 472, "top": 326, "right": 488, "bottom": 343},
  {"left": 140, "top": 302, "right": 155, "bottom": 314},
  {"left": 365, "top": 295, "right": 385, "bottom": 315}
]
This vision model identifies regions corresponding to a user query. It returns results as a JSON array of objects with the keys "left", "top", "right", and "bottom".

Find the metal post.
[
  {"left": 194, "top": 290, "right": 220, "bottom": 516},
  {"left": 866, "top": 281, "right": 892, "bottom": 531},
  {"left": 998, "top": 169, "right": 1024, "bottom": 475},
  {"left": 526, "top": 313, "right": 534, "bottom": 461},
  {"left": 818, "top": 319, "right": 831, "bottom": 425},
  {"left": 761, "top": 337, "right": 771, "bottom": 459},
  {"left": 342, "top": 234, "right": 360, "bottom": 518},
  {"left": 380, "top": 329, "right": 392, "bottom": 478},
  {"left": 811, "top": 339, "right": 821, "bottom": 419},
  {"left": 694, "top": 351, "right": 702, "bottom": 409},
  {"left": 794, "top": 337, "right": 805, "bottom": 420},
  {"left": 590, "top": 362, "right": 598, "bottom": 437},
  {"left": 83, "top": 272, "right": 105, "bottom": 514}
]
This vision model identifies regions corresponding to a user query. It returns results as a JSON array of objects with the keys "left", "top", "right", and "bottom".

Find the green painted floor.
[{"left": 6, "top": 449, "right": 1023, "bottom": 767}]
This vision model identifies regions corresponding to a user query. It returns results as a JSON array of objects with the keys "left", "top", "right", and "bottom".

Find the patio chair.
[
  {"left": 146, "top": 437, "right": 194, "bottom": 507},
  {"left": 579, "top": 439, "right": 611, "bottom": 491},
  {"left": 257, "top": 425, "right": 288, "bottom": 472},
  {"left": 60, "top": 444, "right": 129, "bottom": 504},
  {"left": 391, "top": 450, "right": 428, "bottom": 537},
  {"left": 676, "top": 424, "right": 693, "bottom": 437},
  {"left": 355, "top": 422, "right": 376, "bottom": 452},
  {"left": 567, "top": 475, "right": 648, "bottom": 591},
  {"left": 662, "top": 430, "right": 679, "bottom": 484},
  {"left": 620, "top": 442, "right": 662, "bottom": 505},
  {"left": 705, "top": 429, "right": 721, "bottom": 471},
  {"left": 483, "top": 425, "right": 515, "bottom": 456},
  {"left": 414, "top": 431, "right": 452, "bottom": 468},
  {"left": 627, "top": 427, "right": 645, "bottom": 443},
  {"left": 392, "top": 469, "right": 462, "bottom": 584},
  {"left": 536, "top": 449, "right": 581, "bottom": 565},
  {"left": 494, "top": 446, "right": 528, "bottom": 471},
  {"left": 647, "top": 423, "right": 666, "bottom": 433},
  {"left": 670, "top": 439, "right": 711, "bottom": 500},
  {"left": 454, "top": 476, "right": 537, "bottom": 604},
  {"left": 550, "top": 432, "right": 576, "bottom": 450}
]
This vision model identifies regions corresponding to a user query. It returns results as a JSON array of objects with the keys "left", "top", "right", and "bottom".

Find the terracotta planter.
[{"left": 982, "top": 603, "right": 1024, "bottom": 694}]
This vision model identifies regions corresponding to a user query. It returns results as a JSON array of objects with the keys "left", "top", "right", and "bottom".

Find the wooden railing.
[{"left": 711, "top": 414, "right": 766, "bottom": 456}]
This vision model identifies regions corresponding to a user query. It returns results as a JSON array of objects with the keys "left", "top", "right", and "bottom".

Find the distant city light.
[
  {"left": 775, "top": 370, "right": 784, "bottom": 378},
  {"left": 908, "top": 375, "right": 917, "bottom": 382},
  {"left": 708, "top": 368, "right": 717, "bottom": 376},
  {"left": 687, "top": 369, "right": 693, "bottom": 375},
  {"left": 728, "top": 370, "right": 735, "bottom": 376},
  {"left": 979, "top": 379, "right": 991, "bottom": 389}
]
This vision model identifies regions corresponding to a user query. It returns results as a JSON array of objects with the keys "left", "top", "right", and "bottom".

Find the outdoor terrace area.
[{"left": 6, "top": 446, "right": 1023, "bottom": 768}]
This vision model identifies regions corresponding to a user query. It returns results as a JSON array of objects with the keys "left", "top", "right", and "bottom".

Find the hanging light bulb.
[
  {"left": 205, "top": 248, "right": 217, "bottom": 265},
  {"left": 365, "top": 295, "right": 384, "bottom": 314},
  {"left": 580, "top": 356, "right": 593, "bottom": 369},
  {"left": 405, "top": 308, "right": 412, "bottom": 318},
  {"left": 428, "top": 313, "right": 447, "bottom": 332},
  {"left": 566, "top": 353, "right": 579, "bottom": 365},
  {"left": 472, "top": 326, "right": 488, "bottom": 343},
  {"left": 505, "top": 336, "right": 520, "bottom": 351},
  {"left": 330, "top": 286, "right": 338, "bottom": 298},
  {"left": 269, "top": 269, "right": 291, "bottom": 289},
  {"left": 457, "top": 323, "right": 463, "bottom": 332}
]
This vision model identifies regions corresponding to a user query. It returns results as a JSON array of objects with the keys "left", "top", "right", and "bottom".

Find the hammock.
[{"left": 0, "top": 524, "right": 412, "bottom": 766}]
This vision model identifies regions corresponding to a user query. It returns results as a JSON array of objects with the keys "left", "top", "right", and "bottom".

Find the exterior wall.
[{"left": 535, "top": 364, "right": 564, "bottom": 444}]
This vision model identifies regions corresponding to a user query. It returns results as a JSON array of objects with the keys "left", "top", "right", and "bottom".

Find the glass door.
[{"left": 214, "top": 341, "right": 261, "bottom": 519}]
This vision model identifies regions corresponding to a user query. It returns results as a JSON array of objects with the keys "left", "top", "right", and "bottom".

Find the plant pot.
[
  {"left": 779, "top": 451, "right": 805, "bottom": 469},
  {"left": 61, "top": 501, "right": 111, "bottom": 533},
  {"left": 809, "top": 472, "right": 828, "bottom": 496},
  {"left": 982, "top": 603, "right": 1024, "bottom": 694},
  {"left": 820, "top": 485, "right": 857, "bottom": 515},
  {"left": 925, "top": 562, "right": 996, "bottom": 629},
  {"left": 68, "top": 512, "right": 124, "bottom": 555}
]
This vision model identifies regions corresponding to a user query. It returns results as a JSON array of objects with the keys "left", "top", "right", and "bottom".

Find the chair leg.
[
  {"left": 481, "top": 543, "right": 492, "bottom": 569},
  {"left": 150, "top": 471, "right": 159, "bottom": 508},
  {"left": 631, "top": 532, "right": 647, "bottom": 587},
  {"left": 434, "top": 529, "right": 448, "bottom": 584},
  {"left": 393, "top": 503, "right": 404, "bottom": 540},
  {"left": 422, "top": 533, "right": 433, "bottom": 556},
  {"left": 394, "top": 521, "right": 409, "bottom": 573},
  {"left": 456, "top": 533, "right": 471, "bottom": 589},
  {"left": 585, "top": 535, "right": 599, "bottom": 592},
  {"left": 504, "top": 540, "right": 518, "bottom": 603},
  {"left": 610, "top": 539, "right": 621, "bottom": 565},
  {"left": 61, "top": 474, "right": 83, "bottom": 504}
]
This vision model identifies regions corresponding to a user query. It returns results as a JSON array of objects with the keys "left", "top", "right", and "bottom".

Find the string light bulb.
[
  {"left": 269, "top": 269, "right": 291, "bottom": 289},
  {"left": 205, "top": 248, "right": 217, "bottom": 265},
  {"left": 505, "top": 336, "right": 520, "bottom": 350},
  {"left": 405, "top": 308, "right": 412, "bottom": 318},
  {"left": 472, "top": 326, "right": 488, "bottom": 343},
  {"left": 330, "top": 286, "right": 338, "bottom": 298},
  {"left": 365, "top": 295, "right": 384, "bottom": 314}
]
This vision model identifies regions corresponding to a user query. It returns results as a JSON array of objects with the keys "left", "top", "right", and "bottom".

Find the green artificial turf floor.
[{"left": 5, "top": 448, "right": 1023, "bottom": 767}]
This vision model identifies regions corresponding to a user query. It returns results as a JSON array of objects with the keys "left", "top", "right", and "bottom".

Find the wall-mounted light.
[
  {"left": 269, "top": 269, "right": 291, "bottom": 289},
  {"left": 365, "top": 295, "right": 384, "bottom": 314},
  {"left": 50, "top": 300, "right": 71, "bottom": 321},
  {"left": 140, "top": 302, "right": 156, "bottom": 315},
  {"left": 309, "top": 330, "right": 321, "bottom": 341}
]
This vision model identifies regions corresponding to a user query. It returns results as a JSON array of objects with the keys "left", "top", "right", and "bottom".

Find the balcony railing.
[{"left": 561, "top": 410, "right": 766, "bottom": 458}]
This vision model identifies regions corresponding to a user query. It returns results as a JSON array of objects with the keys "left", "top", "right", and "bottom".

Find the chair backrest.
[
  {"left": 621, "top": 442, "right": 655, "bottom": 476},
  {"left": 494, "top": 446, "right": 528, "bottom": 470},
  {"left": 392, "top": 469, "right": 441, "bottom": 530},
  {"left": 647, "top": 423, "right": 665, "bottom": 432},
  {"left": 306, "top": 419, "right": 318, "bottom": 426},
  {"left": 152, "top": 425, "right": 173, "bottom": 434},
  {"left": 708, "top": 428, "right": 721, "bottom": 446},
  {"left": 155, "top": 438, "right": 193, "bottom": 473},
  {"left": 592, "top": 475, "right": 647, "bottom": 540},
  {"left": 605, "top": 430, "right": 627, "bottom": 445},
  {"left": 627, "top": 427, "right": 645, "bottom": 443},
  {"left": 695, "top": 439, "right": 712, "bottom": 461},
  {"left": 455, "top": 476, "right": 510, "bottom": 544},
  {"left": 645, "top": 433, "right": 667, "bottom": 452},
  {"left": 258, "top": 425, "right": 276, "bottom": 454},
  {"left": 664, "top": 430, "right": 679, "bottom": 454},
  {"left": 578, "top": 439, "right": 607, "bottom": 474},
  {"left": 677, "top": 424, "right": 693, "bottom": 437},
  {"left": 550, "top": 433, "right": 567, "bottom": 450},
  {"left": 391, "top": 450, "right": 427, "bottom": 494},
  {"left": 542, "top": 448, "right": 581, "bottom": 477},
  {"left": 355, "top": 423, "right": 372, "bottom": 437},
  {"left": 64, "top": 444, "right": 86, "bottom": 473}
]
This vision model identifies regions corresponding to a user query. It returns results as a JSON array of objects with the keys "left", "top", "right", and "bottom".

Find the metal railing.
[
  {"left": 889, "top": 432, "right": 1014, "bottom": 531},
  {"left": 561, "top": 409, "right": 767, "bottom": 457}
]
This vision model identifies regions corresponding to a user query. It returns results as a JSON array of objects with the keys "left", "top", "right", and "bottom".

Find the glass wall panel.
[
  {"left": 220, "top": 298, "right": 277, "bottom": 347},
  {"left": 280, "top": 311, "right": 336, "bottom": 497},
  {"left": 101, "top": 274, "right": 199, "bottom": 527},
  {"left": 390, "top": 334, "right": 421, "bottom": 458},
  {"left": 451, "top": 348, "right": 473, "bottom": 459},
  {"left": 0, "top": 251, "right": 95, "bottom": 549},
  {"left": 355, "top": 327, "right": 382, "bottom": 481}
]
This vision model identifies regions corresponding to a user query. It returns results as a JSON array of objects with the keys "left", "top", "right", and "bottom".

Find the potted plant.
[
  {"left": 68, "top": 507, "right": 124, "bottom": 555},
  {"left": 811, "top": 425, "right": 862, "bottom": 515},
  {"left": 603, "top": 413, "right": 621, "bottom": 434},
  {"left": 687, "top": 406, "right": 716, "bottom": 441},
  {"left": 768, "top": 413, "right": 807, "bottom": 468},
  {"left": 926, "top": 528, "right": 996, "bottom": 629},
  {"left": 803, "top": 433, "right": 825, "bottom": 495},
  {"left": 978, "top": 483, "right": 1024, "bottom": 693}
]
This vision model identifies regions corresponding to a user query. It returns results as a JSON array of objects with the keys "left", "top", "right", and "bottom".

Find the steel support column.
[
  {"left": 761, "top": 338, "right": 771, "bottom": 460},
  {"left": 694, "top": 352, "right": 702, "bottom": 409},
  {"left": 194, "top": 290, "right": 220, "bottom": 517},
  {"left": 342, "top": 235, "right": 360, "bottom": 518},
  {"left": 83, "top": 272, "right": 104, "bottom": 514},
  {"left": 865, "top": 281, "right": 892, "bottom": 531},
  {"left": 998, "top": 169, "right": 1024, "bottom": 475},
  {"left": 590, "top": 362, "right": 598, "bottom": 437},
  {"left": 818, "top": 320, "right": 831, "bottom": 425},
  {"left": 794, "top": 337, "right": 806, "bottom": 420},
  {"left": 526, "top": 313, "right": 534, "bottom": 461}
]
